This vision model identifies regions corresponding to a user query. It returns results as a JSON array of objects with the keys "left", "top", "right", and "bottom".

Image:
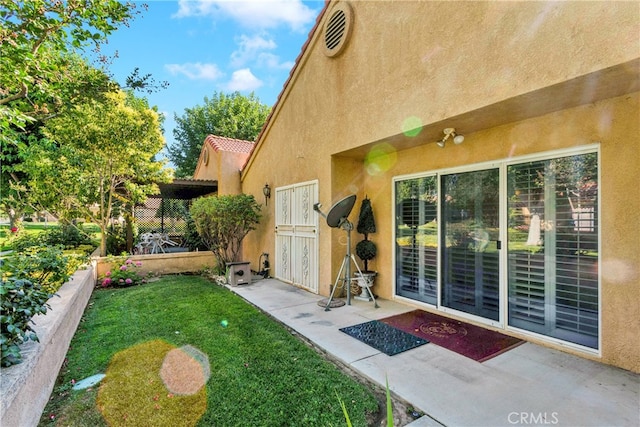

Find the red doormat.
[{"left": 379, "top": 310, "right": 524, "bottom": 362}]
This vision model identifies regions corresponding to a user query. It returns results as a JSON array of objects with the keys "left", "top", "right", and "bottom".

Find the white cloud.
[
  {"left": 174, "top": 0, "right": 317, "bottom": 32},
  {"left": 165, "top": 62, "right": 224, "bottom": 80},
  {"left": 231, "top": 34, "right": 277, "bottom": 67},
  {"left": 231, "top": 34, "right": 294, "bottom": 71},
  {"left": 224, "top": 68, "right": 263, "bottom": 91},
  {"left": 257, "top": 52, "right": 294, "bottom": 70},
  {"left": 173, "top": 1, "right": 217, "bottom": 19}
]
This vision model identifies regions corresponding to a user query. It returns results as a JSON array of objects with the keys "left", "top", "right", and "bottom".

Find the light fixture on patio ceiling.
[
  {"left": 436, "top": 128, "right": 464, "bottom": 148},
  {"left": 263, "top": 183, "right": 271, "bottom": 206}
]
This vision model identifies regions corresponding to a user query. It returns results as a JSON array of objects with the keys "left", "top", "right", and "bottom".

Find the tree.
[
  {"left": 168, "top": 92, "right": 271, "bottom": 177},
  {"left": 0, "top": 0, "right": 142, "bottom": 137},
  {"left": 35, "top": 90, "right": 171, "bottom": 256},
  {"left": 0, "top": 2, "right": 167, "bottom": 228},
  {"left": 0, "top": 55, "right": 118, "bottom": 228},
  {"left": 190, "top": 194, "right": 262, "bottom": 273}
]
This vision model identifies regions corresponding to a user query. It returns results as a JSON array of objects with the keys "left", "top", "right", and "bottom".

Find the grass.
[
  {"left": 0, "top": 223, "right": 53, "bottom": 251},
  {"left": 40, "top": 275, "right": 379, "bottom": 426},
  {"left": 0, "top": 222, "right": 101, "bottom": 252}
]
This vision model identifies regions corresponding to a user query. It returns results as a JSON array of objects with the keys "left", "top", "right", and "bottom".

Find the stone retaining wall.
[
  {"left": 94, "top": 251, "right": 216, "bottom": 279},
  {"left": 0, "top": 251, "right": 218, "bottom": 426},
  {"left": 0, "top": 267, "right": 95, "bottom": 427}
]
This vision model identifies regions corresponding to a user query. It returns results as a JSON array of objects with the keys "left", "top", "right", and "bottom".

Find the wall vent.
[{"left": 323, "top": 2, "right": 353, "bottom": 57}]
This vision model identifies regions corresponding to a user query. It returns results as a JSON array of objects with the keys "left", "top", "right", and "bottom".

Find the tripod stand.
[
  {"left": 324, "top": 218, "right": 378, "bottom": 311},
  {"left": 314, "top": 195, "right": 378, "bottom": 311}
]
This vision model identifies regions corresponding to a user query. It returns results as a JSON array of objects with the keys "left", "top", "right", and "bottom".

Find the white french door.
[{"left": 275, "top": 180, "right": 319, "bottom": 293}]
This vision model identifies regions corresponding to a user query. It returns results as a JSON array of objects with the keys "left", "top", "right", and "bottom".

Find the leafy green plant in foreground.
[{"left": 0, "top": 277, "right": 54, "bottom": 367}]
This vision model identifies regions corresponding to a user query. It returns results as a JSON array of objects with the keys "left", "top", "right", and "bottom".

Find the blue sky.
[{"left": 97, "top": 0, "right": 324, "bottom": 160}]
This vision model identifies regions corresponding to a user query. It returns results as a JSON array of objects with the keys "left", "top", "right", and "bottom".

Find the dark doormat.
[
  {"left": 379, "top": 310, "right": 524, "bottom": 362},
  {"left": 339, "top": 320, "right": 429, "bottom": 356}
]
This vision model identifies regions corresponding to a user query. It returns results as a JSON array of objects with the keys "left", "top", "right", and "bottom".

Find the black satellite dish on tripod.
[
  {"left": 324, "top": 195, "right": 356, "bottom": 228},
  {"left": 314, "top": 195, "right": 378, "bottom": 311}
]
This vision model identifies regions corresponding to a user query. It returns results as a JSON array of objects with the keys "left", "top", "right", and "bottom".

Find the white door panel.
[{"left": 275, "top": 181, "right": 318, "bottom": 293}]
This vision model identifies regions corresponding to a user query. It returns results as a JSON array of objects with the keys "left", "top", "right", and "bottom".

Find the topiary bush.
[
  {"left": 0, "top": 277, "right": 54, "bottom": 367},
  {"left": 355, "top": 240, "right": 377, "bottom": 266},
  {"left": 355, "top": 197, "right": 377, "bottom": 272}
]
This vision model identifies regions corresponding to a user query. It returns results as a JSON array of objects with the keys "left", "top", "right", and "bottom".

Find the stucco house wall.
[
  {"left": 237, "top": 1, "right": 639, "bottom": 371},
  {"left": 194, "top": 135, "right": 252, "bottom": 195}
]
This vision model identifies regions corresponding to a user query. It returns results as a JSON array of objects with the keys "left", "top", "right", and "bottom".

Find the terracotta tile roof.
[{"left": 204, "top": 134, "right": 254, "bottom": 154}]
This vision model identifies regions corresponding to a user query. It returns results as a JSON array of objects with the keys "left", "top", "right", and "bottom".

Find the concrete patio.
[{"left": 228, "top": 278, "right": 639, "bottom": 427}]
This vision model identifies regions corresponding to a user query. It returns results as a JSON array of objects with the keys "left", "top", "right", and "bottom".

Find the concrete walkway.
[{"left": 228, "top": 279, "right": 639, "bottom": 427}]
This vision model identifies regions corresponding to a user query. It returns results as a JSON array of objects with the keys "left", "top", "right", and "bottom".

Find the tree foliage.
[
  {"left": 0, "top": 0, "right": 142, "bottom": 135},
  {"left": 190, "top": 194, "right": 262, "bottom": 273},
  {"left": 0, "top": 1, "right": 167, "bottom": 228},
  {"left": 168, "top": 92, "right": 271, "bottom": 177},
  {"left": 0, "top": 55, "right": 118, "bottom": 226},
  {"left": 38, "top": 90, "right": 170, "bottom": 256}
]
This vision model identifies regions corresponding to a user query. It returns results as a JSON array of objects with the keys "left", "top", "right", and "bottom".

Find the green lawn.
[
  {"left": 40, "top": 276, "right": 379, "bottom": 426},
  {"left": 0, "top": 222, "right": 52, "bottom": 251},
  {"left": 0, "top": 222, "right": 101, "bottom": 252}
]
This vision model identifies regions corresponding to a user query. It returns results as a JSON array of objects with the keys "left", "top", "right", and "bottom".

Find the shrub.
[
  {"left": 6, "top": 223, "right": 97, "bottom": 254},
  {"left": 355, "top": 240, "right": 377, "bottom": 265},
  {"left": 8, "top": 231, "right": 47, "bottom": 253},
  {"left": 355, "top": 197, "right": 377, "bottom": 272},
  {"left": 99, "top": 257, "right": 149, "bottom": 288},
  {"left": 183, "top": 212, "right": 207, "bottom": 252},
  {"left": 106, "top": 223, "right": 127, "bottom": 255},
  {"left": 1, "top": 246, "right": 74, "bottom": 294},
  {"left": 74, "top": 244, "right": 98, "bottom": 256},
  {"left": 0, "top": 277, "right": 54, "bottom": 367},
  {"left": 44, "top": 222, "right": 94, "bottom": 248},
  {"left": 190, "top": 194, "right": 261, "bottom": 272}
]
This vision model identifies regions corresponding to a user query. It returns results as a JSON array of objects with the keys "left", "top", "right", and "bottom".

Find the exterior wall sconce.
[
  {"left": 263, "top": 183, "right": 271, "bottom": 205},
  {"left": 436, "top": 128, "right": 464, "bottom": 148}
]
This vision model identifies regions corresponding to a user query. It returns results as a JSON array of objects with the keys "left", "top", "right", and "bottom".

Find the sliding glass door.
[
  {"left": 395, "top": 176, "right": 438, "bottom": 305},
  {"left": 441, "top": 169, "right": 500, "bottom": 321},
  {"left": 507, "top": 153, "right": 598, "bottom": 348},
  {"left": 393, "top": 148, "right": 599, "bottom": 349}
]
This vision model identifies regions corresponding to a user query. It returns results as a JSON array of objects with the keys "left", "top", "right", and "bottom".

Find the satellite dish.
[{"left": 326, "top": 194, "right": 356, "bottom": 228}]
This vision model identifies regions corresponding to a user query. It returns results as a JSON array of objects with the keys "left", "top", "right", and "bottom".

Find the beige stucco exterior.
[
  {"left": 193, "top": 138, "right": 250, "bottom": 195},
  {"left": 196, "top": 1, "right": 639, "bottom": 371}
]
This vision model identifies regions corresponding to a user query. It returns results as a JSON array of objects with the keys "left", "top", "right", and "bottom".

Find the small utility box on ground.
[{"left": 227, "top": 261, "right": 251, "bottom": 286}]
